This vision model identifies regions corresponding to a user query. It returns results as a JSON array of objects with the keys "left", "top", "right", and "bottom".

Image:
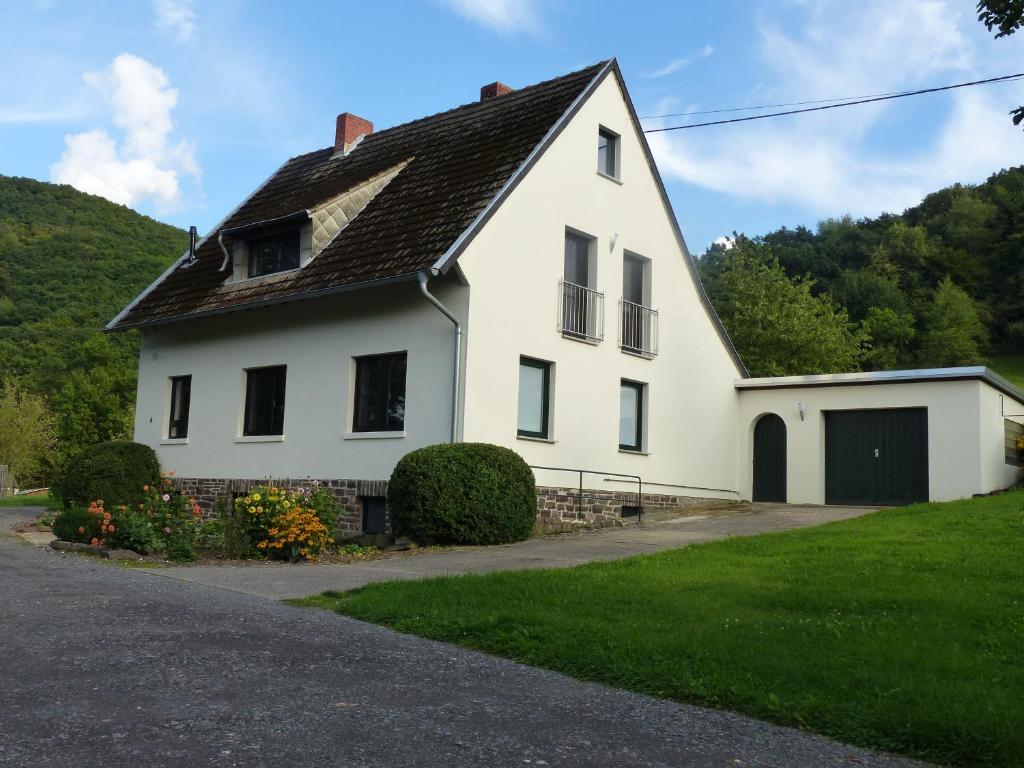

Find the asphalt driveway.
[
  {"left": 0, "top": 504, "right": 928, "bottom": 768},
  {"left": 149, "top": 502, "right": 874, "bottom": 599}
]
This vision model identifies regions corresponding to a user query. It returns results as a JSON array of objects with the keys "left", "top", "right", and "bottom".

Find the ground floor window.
[
  {"left": 168, "top": 375, "right": 191, "bottom": 439},
  {"left": 353, "top": 352, "right": 407, "bottom": 432},
  {"left": 619, "top": 379, "right": 644, "bottom": 451},
  {"left": 243, "top": 365, "right": 287, "bottom": 436},
  {"left": 517, "top": 357, "right": 551, "bottom": 439}
]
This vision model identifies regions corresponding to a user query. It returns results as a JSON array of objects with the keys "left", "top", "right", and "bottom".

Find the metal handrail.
[
  {"left": 558, "top": 280, "right": 604, "bottom": 342},
  {"left": 618, "top": 299, "right": 659, "bottom": 356},
  {"left": 529, "top": 464, "right": 643, "bottom": 521}
]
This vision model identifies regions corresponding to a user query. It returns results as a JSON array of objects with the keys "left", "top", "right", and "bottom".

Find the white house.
[{"left": 110, "top": 60, "right": 1024, "bottom": 533}]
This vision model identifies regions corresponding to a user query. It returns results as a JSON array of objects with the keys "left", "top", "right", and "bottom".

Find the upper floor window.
[
  {"left": 353, "top": 352, "right": 407, "bottom": 432},
  {"left": 248, "top": 230, "right": 300, "bottom": 278},
  {"left": 243, "top": 365, "right": 287, "bottom": 436},
  {"left": 597, "top": 127, "right": 620, "bottom": 179},
  {"left": 517, "top": 356, "right": 551, "bottom": 439},
  {"left": 620, "top": 253, "right": 658, "bottom": 357},
  {"left": 167, "top": 375, "right": 191, "bottom": 439},
  {"left": 560, "top": 229, "right": 604, "bottom": 342}
]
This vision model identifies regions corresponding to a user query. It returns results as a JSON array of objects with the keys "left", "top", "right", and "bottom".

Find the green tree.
[
  {"left": 700, "top": 240, "right": 863, "bottom": 376},
  {"left": 861, "top": 307, "right": 916, "bottom": 371},
  {"left": 918, "top": 277, "right": 989, "bottom": 366},
  {"left": 977, "top": 0, "right": 1024, "bottom": 127},
  {"left": 0, "top": 382, "right": 56, "bottom": 488}
]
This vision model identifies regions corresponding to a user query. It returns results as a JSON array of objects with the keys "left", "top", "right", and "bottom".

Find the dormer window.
[
  {"left": 248, "top": 230, "right": 300, "bottom": 278},
  {"left": 597, "top": 127, "right": 620, "bottom": 179}
]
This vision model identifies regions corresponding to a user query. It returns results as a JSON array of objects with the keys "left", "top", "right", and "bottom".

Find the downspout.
[{"left": 418, "top": 272, "right": 461, "bottom": 443}]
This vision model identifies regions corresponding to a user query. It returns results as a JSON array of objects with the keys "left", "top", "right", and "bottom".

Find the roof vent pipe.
[{"left": 182, "top": 225, "right": 199, "bottom": 269}]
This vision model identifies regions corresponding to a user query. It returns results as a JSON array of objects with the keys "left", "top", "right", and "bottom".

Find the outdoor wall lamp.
[{"left": 798, "top": 401, "right": 806, "bottom": 421}]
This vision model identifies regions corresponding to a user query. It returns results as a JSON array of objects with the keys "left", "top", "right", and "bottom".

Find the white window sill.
[
  {"left": 620, "top": 347, "right": 657, "bottom": 360},
  {"left": 597, "top": 171, "right": 623, "bottom": 185},
  {"left": 160, "top": 438, "right": 189, "bottom": 446},
  {"left": 618, "top": 448, "right": 650, "bottom": 456},
  {"left": 343, "top": 431, "right": 406, "bottom": 440},
  {"left": 560, "top": 331, "right": 602, "bottom": 346},
  {"left": 517, "top": 434, "right": 556, "bottom": 444},
  {"left": 235, "top": 435, "right": 286, "bottom": 443}
]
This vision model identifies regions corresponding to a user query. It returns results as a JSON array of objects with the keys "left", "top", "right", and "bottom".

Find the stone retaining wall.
[
  {"left": 174, "top": 476, "right": 696, "bottom": 535},
  {"left": 535, "top": 485, "right": 683, "bottom": 528},
  {"left": 171, "top": 477, "right": 388, "bottom": 535}
]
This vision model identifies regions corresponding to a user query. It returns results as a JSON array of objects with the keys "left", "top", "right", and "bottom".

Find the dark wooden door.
[
  {"left": 825, "top": 408, "right": 928, "bottom": 506},
  {"left": 753, "top": 413, "right": 787, "bottom": 502}
]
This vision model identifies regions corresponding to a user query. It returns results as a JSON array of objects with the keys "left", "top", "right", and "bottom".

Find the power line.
[
  {"left": 639, "top": 88, "right": 912, "bottom": 120},
  {"left": 643, "top": 72, "right": 1024, "bottom": 133}
]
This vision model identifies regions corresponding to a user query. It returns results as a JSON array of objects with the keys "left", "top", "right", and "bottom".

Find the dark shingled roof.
[{"left": 110, "top": 61, "right": 609, "bottom": 329}]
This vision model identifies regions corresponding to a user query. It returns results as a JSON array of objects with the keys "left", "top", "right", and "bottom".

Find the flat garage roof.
[{"left": 735, "top": 366, "right": 1024, "bottom": 405}]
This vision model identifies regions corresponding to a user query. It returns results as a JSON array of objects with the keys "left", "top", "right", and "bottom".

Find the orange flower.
[
  {"left": 108, "top": 525, "right": 116, "bottom": 533},
  {"left": 78, "top": 526, "right": 85, "bottom": 534},
  {"left": 143, "top": 485, "right": 149, "bottom": 492}
]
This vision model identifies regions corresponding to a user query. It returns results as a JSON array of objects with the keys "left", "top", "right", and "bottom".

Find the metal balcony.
[
  {"left": 558, "top": 280, "right": 604, "bottom": 343},
  {"left": 619, "top": 299, "right": 659, "bottom": 357}
]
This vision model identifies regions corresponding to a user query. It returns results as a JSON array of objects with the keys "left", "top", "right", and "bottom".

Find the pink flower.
[
  {"left": 162, "top": 494, "right": 171, "bottom": 502},
  {"left": 163, "top": 527, "right": 172, "bottom": 534}
]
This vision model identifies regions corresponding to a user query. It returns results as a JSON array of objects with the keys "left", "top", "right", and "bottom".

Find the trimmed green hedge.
[
  {"left": 55, "top": 441, "right": 160, "bottom": 509},
  {"left": 388, "top": 443, "right": 537, "bottom": 545}
]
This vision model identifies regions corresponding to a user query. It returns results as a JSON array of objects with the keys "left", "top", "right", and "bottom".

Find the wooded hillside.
[
  {"left": 699, "top": 166, "right": 1024, "bottom": 379},
  {"left": 0, "top": 176, "right": 184, "bottom": 478}
]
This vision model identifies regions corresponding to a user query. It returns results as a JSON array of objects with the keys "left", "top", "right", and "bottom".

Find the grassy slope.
[
  {"left": 0, "top": 493, "right": 60, "bottom": 510},
  {"left": 297, "top": 492, "right": 1024, "bottom": 767},
  {"left": 990, "top": 353, "right": 1024, "bottom": 388}
]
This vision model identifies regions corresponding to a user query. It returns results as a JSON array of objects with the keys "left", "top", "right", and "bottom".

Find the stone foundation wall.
[
  {"left": 535, "top": 485, "right": 684, "bottom": 528},
  {"left": 171, "top": 477, "right": 388, "bottom": 536},
  {"left": 173, "top": 476, "right": 699, "bottom": 536}
]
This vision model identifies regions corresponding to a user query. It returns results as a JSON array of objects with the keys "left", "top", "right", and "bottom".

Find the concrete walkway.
[{"left": 146, "top": 503, "right": 876, "bottom": 599}]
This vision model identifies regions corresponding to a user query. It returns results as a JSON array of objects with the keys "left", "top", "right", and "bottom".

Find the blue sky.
[{"left": 2, "top": 0, "right": 1023, "bottom": 253}]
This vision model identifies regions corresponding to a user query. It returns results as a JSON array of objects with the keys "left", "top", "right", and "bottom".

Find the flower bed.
[{"left": 51, "top": 478, "right": 385, "bottom": 564}]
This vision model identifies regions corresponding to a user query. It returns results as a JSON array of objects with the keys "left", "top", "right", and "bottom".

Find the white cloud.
[
  {"left": 713, "top": 236, "right": 735, "bottom": 250},
  {"left": 153, "top": 0, "right": 196, "bottom": 42},
  {"left": 646, "top": 45, "right": 714, "bottom": 79},
  {"left": 50, "top": 53, "right": 198, "bottom": 211},
  {"left": 648, "top": 0, "right": 1024, "bottom": 220},
  {"left": 436, "top": 0, "right": 540, "bottom": 34}
]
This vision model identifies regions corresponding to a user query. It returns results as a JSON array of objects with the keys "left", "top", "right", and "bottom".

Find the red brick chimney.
[
  {"left": 480, "top": 82, "right": 513, "bottom": 101},
  {"left": 335, "top": 113, "right": 373, "bottom": 155}
]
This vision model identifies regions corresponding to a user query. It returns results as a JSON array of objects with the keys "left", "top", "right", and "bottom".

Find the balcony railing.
[
  {"left": 558, "top": 280, "right": 604, "bottom": 342},
  {"left": 619, "top": 299, "right": 659, "bottom": 357}
]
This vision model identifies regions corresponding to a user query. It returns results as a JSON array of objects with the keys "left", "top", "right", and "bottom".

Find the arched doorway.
[{"left": 753, "top": 414, "right": 787, "bottom": 502}]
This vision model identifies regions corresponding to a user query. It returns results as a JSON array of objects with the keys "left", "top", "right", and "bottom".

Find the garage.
[
  {"left": 735, "top": 367, "right": 1024, "bottom": 505},
  {"left": 824, "top": 408, "right": 928, "bottom": 506}
]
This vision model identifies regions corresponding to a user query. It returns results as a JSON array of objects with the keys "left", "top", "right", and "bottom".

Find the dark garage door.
[{"left": 825, "top": 408, "right": 928, "bottom": 506}]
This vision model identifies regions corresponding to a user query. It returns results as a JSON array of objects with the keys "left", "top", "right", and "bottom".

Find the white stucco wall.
[
  {"left": 736, "top": 379, "right": 1023, "bottom": 504},
  {"left": 979, "top": 383, "right": 1024, "bottom": 493},
  {"left": 133, "top": 277, "right": 466, "bottom": 480},
  {"left": 455, "top": 73, "right": 744, "bottom": 499}
]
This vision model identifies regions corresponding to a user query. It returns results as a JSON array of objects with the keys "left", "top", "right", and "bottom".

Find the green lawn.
[
  {"left": 0, "top": 492, "right": 59, "bottom": 510},
  {"left": 296, "top": 491, "right": 1024, "bottom": 767},
  {"left": 990, "top": 354, "right": 1024, "bottom": 389}
]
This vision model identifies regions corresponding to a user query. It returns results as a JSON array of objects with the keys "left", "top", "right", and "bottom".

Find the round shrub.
[
  {"left": 388, "top": 443, "right": 537, "bottom": 545},
  {"left": 56, "top": 441, "right": 160, "bottom": 509}
]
